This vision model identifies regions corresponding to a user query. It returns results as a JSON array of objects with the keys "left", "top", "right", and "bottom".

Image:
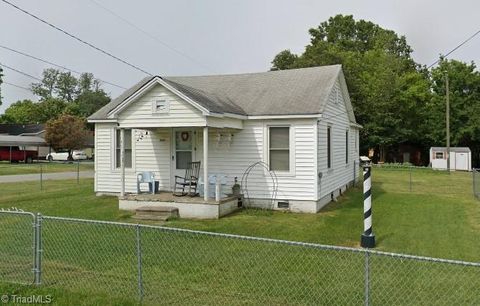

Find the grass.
[
  {"left": 0, "top": 161, "right": 94, "bottom": 176},
  {"left": 0, "top": 169, "right": 479, "bottom": 304}
]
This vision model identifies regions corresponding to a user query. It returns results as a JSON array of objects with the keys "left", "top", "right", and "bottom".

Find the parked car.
[
  {"left": 46, "top": 150, "right": 88, "bottom": 162},
  {"left": 0, "top": 146, "right": 37, "bottom": 163}
]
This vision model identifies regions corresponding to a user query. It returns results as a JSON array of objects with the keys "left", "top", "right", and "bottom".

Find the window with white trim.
[
  {"left": 269, "top": 127, "right": 290, "bottom": 171},
  {"left": 115, "top": 129, "right": 132, "bottom": 168},
  {"left": 435, "top": 152, "right": 444, "bottom": 159}
]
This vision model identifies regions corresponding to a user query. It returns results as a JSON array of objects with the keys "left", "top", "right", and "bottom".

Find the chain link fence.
[
  {"left": 371, "top": 165, "right": 475, "bottom": 197},
  {"left": 1, "top": 210, "right": 479, "bottom": 305},
  {"left": 0, "top": 161, "right": 94, "bottom": 190}
]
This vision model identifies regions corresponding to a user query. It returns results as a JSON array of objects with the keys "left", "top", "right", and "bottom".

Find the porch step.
[{"left": 132, "top": 206, "right": 179, "bottom": 221}]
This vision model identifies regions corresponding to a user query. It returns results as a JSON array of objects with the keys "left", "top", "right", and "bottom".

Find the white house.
[
  {"left": 430, "top": 147, "right": 472, "bottom": 171},
  {"left": 88, "top": 65, "right": 361, "bottom": 218}
]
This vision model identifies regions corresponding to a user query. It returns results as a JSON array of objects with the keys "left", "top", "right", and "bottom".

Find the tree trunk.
[{"left": 379, "top": 145, "right": 386, "bottom": 163}]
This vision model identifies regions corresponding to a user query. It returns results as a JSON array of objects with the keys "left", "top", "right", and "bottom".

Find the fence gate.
[{"left": 0, "top": 210, "right": 37, "bottom": 284}]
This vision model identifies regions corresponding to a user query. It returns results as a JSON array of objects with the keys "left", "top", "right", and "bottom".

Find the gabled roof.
[
  {"left": 89, "top": 65, "right": 354, "bottom": 120},
  {"left": 0, "top": 124, "right": 45, "bottom": 136}
]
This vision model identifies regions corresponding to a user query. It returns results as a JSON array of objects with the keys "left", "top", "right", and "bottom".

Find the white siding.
[
  {"left": 117, "top": 84, "right": 206, "bottom": 128},
  {"left": 317, "top": 79, "right": 360, "bottom": 199},
  {"left": 94, "top": 80, "right": 358, "bottom": 203},
  {"left": 95, "top": 124, "right": 171, "bottom": 194},
  {"left": 198, "top": 119, "right": 317, "bottom": 201}
]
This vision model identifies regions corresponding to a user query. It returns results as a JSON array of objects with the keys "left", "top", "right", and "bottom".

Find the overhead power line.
[
  {"left": 88, "top": 0, "right": 214, "bottom": 73},
  {"left": 428, "top": 28, "right": 480, "bottom": 69},
  {"left": 0, "top": 44, "right": 126, "bottom": 89},
  {"left": 3, "top": 81, "right": 32, "bottom": 92},
  {"left": 1, "top": 0, "right": 153, "bottom": 76},
  {"left": 0, "top": 63, "right": 42, "bottom": 81}
]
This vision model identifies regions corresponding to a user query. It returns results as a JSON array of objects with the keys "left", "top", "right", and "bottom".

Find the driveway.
[{"left": 0, "top": 171, "right": 94, "bottom": 183}]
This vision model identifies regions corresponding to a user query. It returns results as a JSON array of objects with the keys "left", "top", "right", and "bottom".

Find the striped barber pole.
[{"left": 361, "top": 165, "right": 375, "bottom": 248}]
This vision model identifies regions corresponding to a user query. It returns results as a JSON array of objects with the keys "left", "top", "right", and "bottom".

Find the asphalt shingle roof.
[{"left": 89, "top": 65, "right": 345, "bottom": 120}]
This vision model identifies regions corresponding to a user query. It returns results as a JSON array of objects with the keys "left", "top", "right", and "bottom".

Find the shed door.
[{"left": 455, "top": 152, "right": 468, "bottom": 171}]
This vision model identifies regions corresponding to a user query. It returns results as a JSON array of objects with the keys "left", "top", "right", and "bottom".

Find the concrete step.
[{"left": 133, "top": 206, "right": 179, "bottom": 221}]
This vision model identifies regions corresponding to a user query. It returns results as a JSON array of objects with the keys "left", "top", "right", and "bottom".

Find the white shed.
[{"left": 430, "top": 147, "right": 472, "bottom": 171}]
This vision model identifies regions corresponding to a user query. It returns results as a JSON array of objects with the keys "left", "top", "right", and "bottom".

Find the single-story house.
[
  {"left": 0, "top": 124, "right": 95, "bottom": 159},
  {"left": 0, "top": 124, "right": 50, "bottom": 157},
  {"left": 430, "top": 147, "right": 471, "bottom": 171},
  {"left": 88, "top": 65, "right": 361, "bottom": 218}
]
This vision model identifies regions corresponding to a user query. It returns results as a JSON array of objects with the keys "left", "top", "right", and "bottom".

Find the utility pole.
[{"left": 446, "top": 72, "right": 450, "bottom": 172}]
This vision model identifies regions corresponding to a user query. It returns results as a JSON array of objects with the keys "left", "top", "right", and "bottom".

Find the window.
[
  {"left": 175, "top": 131, "right": 193, "bottom": 169},
  {"left": 269, "top": 127, "right": 290, "bottom": 171},
  {"left": 152, "top": 99, "right": 169, "bottom": 113},
  {"left": 327, "top": 126, "right": 332, "bottom": 168},
  {"left": 435, "top": 152, "right": 444, "bottom": 159},
  {"left": 115, "top": 129, "right": 132, "bottom": 168},
  {"left": 346, "top": 130, "right": 349, "bottom": 164}
]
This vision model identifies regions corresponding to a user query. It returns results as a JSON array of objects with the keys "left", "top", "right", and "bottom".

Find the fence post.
[
  {"left": 354, "top": 160, "right": 357, "bottom": 187},
  {"left": 77, "top": 160, "right": 80, "bottom": 185},
  {"left": 364, "top": 251, "right": 370, "bottom": 306},
  {"left": 34, "top": 213, "right": 43, "bottom": 286},
  {"left": 135, "top": 225, "right": 144, "bottom": 302},
  {"left": 40, "top": 164, "right": 43, "bottom": 191},
  {"left": 409, "top": 167, "right": 412, "bottom": 192},
  {"left": 473, "top": 169, "right": 477, "bottom": 199}
]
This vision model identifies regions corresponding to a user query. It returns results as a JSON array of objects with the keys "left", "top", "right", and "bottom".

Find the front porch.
[{"left": 119, "top": 192, "right": 240, "bottom": 219}]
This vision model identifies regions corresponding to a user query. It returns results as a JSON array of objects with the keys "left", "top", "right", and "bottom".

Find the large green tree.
[
  {"left": 271, "top": 14, "right": 430, "bottom": 160},
  {"left": 1, "top": 68, "right": 111, "bottom": 123},
  {"left": 428, "top": 59, "right": 480, "bottom": 164},
  {"left": 0, "top": 99, "right": 39, "bottom": 124}
]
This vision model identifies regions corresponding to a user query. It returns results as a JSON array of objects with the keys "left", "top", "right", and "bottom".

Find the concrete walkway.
[{"left": 0, "top": 171, "right": 94, "bottom": 183}]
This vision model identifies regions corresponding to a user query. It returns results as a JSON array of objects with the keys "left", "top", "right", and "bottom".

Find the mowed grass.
[
  {"left": 0, "top": 169, "right": 479, "bottom": 304},
  {"left": 0, "top": 161, "right": 94, "bottom": 176}
]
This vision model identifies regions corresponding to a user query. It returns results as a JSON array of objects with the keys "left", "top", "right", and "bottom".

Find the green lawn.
[
  {"left": 0, "top": 161, "right": 94, "bottom": 176},
  {"left": 0, "top": 168, "right": 479, "bottom": 305}
]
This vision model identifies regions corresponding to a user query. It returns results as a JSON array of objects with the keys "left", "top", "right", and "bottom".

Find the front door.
[{"left": 172, "top": 130, "right": 195, "bottom": 186}]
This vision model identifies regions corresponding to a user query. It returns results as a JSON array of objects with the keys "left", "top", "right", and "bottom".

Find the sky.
[{"left": 1, "top": 0, "right": 479, "bottom": 113}]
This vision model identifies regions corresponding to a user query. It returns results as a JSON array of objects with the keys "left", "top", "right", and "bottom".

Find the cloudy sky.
[{"left": 1, "top": 0, "right": 479, "bottom": 113}]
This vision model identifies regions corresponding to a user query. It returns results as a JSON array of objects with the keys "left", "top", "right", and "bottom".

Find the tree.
[
  {"left": 45, "top": 114, "right": 88, "bottom": 158},
  {"left": 428, "top": 59, "right": 480, "bottom": 164},
  {"left": 271, "top": 14, "right": 430, "bottom": 160},
  {"left": 12, "top": 68, "right": 112, "bottom": 123},
  {"left": 69, "top": 90, "right": 110, "bottom": 118},
  {"left": 0, "top": 100, "right": 39, "bottom": 123},
  {"left": 55, "top": 71, "right": 78, "bottom": 102},
  {"left": 271, "top": 50, "right": 298, "bottom": 70},
  {"left": 36, "top": 98, "right": 67, "bottom": 123},
  {"left": 31, "top": 68, "right": 59, "bottom": 100}
]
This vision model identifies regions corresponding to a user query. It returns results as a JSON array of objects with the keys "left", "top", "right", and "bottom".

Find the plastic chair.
[{"left": 137, "top": 171, "right": 156, "bottom": 194}]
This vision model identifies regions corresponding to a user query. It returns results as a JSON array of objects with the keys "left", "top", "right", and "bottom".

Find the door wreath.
[{"left": 181, "top": 131, "right": 189, "bottom": 141}]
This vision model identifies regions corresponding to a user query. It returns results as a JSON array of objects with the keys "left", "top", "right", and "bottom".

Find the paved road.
[{"left": 0, "top": 171, "right": 94, "bottom": 183}]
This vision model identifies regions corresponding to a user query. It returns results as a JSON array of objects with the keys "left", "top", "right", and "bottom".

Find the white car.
[{"left": 46, "top": 150, "right": 88, "bottom": 161}]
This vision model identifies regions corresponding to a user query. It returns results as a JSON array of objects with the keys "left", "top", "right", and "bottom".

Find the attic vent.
[
  {"left": 335, "top": 87, "right": 340, "bottom": 104},
  {"left": 277, "top": 201, "right": 289, "bottom": 209},
  {"left": 152, "top": 99, "right": 170, "bottom": 114}
]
